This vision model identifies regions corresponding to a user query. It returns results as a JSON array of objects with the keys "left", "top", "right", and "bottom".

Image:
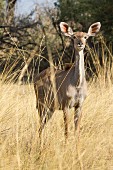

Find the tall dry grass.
[{"left": 0, "top": 79, "right": 113, "bottom": 170}]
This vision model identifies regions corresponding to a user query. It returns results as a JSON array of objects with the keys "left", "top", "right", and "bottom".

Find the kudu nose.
[{"left": 78, "top": 42, "right": 83, "bottom": 47}]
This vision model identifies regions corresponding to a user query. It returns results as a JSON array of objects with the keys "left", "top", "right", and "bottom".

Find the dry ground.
[{"left": 0, "top": 81, "right": 113, "bottom": 170}]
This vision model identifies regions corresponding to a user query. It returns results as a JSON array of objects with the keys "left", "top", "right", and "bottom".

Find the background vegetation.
[
  {"left": 0, "top": 0, "right": 113, "bottom": 83},
  {"left": 0, "top": 0, "right": 113, "bottom": 170}
]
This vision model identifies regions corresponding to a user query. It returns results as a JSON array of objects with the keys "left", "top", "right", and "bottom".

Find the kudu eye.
[
  {"left": 84, "top": 36, "right": 87, "bottom": 39},
  {"left": 73, "top": 35, "right": 76, "bottom": 39}
]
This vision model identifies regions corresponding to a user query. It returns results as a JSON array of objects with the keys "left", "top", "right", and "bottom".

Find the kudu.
[{"left": 34, "top": 21, "right": 101, "bottom": 138}]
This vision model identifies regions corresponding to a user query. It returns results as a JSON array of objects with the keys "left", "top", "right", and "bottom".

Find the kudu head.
[{"left": 60, "top": 22, "right": 101, "bottom": 51}]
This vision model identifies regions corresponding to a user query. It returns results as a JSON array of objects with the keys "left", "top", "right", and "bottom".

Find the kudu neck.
[{"left": 74, "top": 49, "right": 85, "bottom": 87}]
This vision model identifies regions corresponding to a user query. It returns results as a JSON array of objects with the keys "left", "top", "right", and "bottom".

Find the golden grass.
[{"left": 0, "top": 80, "right": 113, "bottom": 170}]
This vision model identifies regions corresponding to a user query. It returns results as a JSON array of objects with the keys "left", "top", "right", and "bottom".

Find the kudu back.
[{"left": 34, "top": 21, "right": 101, "bottom": 137}]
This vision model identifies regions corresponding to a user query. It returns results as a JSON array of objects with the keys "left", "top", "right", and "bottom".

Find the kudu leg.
[
  {"left": 38, "top": 107, "right": 46, "bottom": 137},
  {"left": 63, "top": 108, "right": 68, "bottom": 139},
  {"left": 38, "top": 117, "right": 45, "bottom": 139},
  {"left": 38, "top": 108, "right": 53, "bottom": 138},
  {"left": 74, "top": 106, "right": 82, "bottom": 131}
]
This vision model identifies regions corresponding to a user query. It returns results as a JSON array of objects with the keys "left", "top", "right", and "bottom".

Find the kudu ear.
[
  {"left": 60, "top": 22, "right": 73, "bottom": 37},
  {"left": 88, "top": 22, "right": 101, "bottom": 36}
]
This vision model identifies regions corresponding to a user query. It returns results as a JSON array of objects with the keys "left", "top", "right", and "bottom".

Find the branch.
[{"left": 0, "top": 21, "right": 41, "bottom": 31}]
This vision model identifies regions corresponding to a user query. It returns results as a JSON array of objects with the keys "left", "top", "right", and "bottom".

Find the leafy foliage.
[{"left": 57, "top": 0, "right": 113, "bottom": 42}]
